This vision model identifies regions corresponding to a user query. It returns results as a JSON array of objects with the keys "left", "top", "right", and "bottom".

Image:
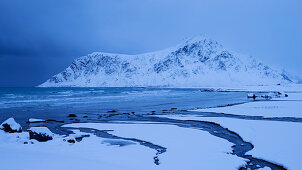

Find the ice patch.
[{"left": 28, "top": 118, "right": 45, "bottom": 123}]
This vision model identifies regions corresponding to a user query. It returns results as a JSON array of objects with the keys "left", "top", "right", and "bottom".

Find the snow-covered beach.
[{"left": 0, "top": 85, "right": 301, "bottom": 169}]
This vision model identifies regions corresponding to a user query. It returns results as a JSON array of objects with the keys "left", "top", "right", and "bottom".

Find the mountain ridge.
[{"left": 39, "top": 36, "right": 298, "bottom": 87}]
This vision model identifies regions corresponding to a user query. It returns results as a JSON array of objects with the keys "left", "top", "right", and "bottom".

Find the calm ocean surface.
[{"left": 0, "top": 87, "right": 248, "bottom": 123}]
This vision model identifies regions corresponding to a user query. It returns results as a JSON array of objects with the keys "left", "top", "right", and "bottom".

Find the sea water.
[{"left": 0, "top": 87, "right": 248, "bottom": 122}]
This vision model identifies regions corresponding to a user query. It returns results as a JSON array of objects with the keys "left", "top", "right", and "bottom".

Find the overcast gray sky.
[{"left": 0, "top": 0, "right": 301, "bottom": 86}]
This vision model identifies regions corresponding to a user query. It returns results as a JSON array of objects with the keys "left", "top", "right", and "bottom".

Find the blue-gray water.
[{"left": 0, "top": 87, "right": 248, "bottom": 123}]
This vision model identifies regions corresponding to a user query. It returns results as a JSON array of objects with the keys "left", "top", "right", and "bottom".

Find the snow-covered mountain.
[{"left": 40, "top": 36, "right": 298, "bottom": 87}]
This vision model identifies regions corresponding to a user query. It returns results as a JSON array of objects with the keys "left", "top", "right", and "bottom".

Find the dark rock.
[
  {"left": 75, "top": 134, "right": 90, "bottom": 142},
  {"left": 285, "top": 94, "right": 289, "bottom": 97},
  {"left": 0, "top": 118, "right": 22, "bottom": 133},
  {"left": 247, "top": 93, "right": 257, "bottom": 100},
  {"left": 261, "top": 95, "right": 272, "bottom": 100},
  {"left": 29, "top": 127, "right": 53, "bottom": 142},
  {"left": 200, "top": 88, "right": 216, "bottom": 92},
  {"left": 46, "top": 119, "right": 56, "bottom": 122},
  {"left": 107, "top": 113, "right": 119, "bottom": 118},
  {"left": 68, "top": 114, "right": 77, "bottom": 117},
  {"left": 29, "top": 131, "right": 53, "bottom": 142},
  {"left": 45, "top": 119, "right": 64, "bottom": 123},
  {"left": 107, "top": 110, "right": 117, "bottom": 113},
  {"left": 67, "top": 139, "right": 75, "bottom": 143},
  {"left": 1, "top": 123, "right": 22, "bottom": 133},
  {"left": 83, "top": 116, "right": 88, "bottom": 118}
]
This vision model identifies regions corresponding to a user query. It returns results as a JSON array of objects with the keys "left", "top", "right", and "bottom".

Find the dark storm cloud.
[{"left": 0, "top": 0, "right": 301, "bottom": 86}]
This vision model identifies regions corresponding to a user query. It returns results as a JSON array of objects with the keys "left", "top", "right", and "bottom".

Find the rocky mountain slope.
[{"left": 39, "top": 36, "right": 297, "bottom": 87}]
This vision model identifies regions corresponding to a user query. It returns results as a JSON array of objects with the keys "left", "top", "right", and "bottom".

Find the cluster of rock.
[
  {"left": 1, "top": 117, "right": 91, "bottom": 144},
  {"left": 247, "top": 91, "right": 288, "bottom": 100},
  {"left": 1, "top": 117, "right": 54, "bottom": 142}
]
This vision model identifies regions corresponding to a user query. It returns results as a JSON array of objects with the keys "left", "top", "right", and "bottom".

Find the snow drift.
[{"left": 40, "top": 36, "right": 298, "bottom": 87}]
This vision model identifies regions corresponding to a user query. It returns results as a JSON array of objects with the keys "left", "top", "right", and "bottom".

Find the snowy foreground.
[
  {"left": 0, "top": 85, "right": 301, "bottom": 170},
  {"left": 158, "top": 116, "right": 302, "bottom": 170},
  {"left": 194, "top": 92, "right": 302, "bottom": 118},
  {"left": 0, "top": 122, "right": 245, "bottom": 170},
  {"left": 161, "top": 85, "right": 302, "bottom": 169},
  {"left": 66, "top": 123, "right": 245, "bottom": 169}
]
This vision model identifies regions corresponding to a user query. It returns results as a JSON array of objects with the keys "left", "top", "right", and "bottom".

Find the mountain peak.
[
  {"left": 39, "top": 37, "right": 296, "bottom": 87},
  {"left": 176, "top": 36, "right": 221, "bottom": 50},
  {"left": 183, "top": 35, "right": 214, "bottom": 44}
]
